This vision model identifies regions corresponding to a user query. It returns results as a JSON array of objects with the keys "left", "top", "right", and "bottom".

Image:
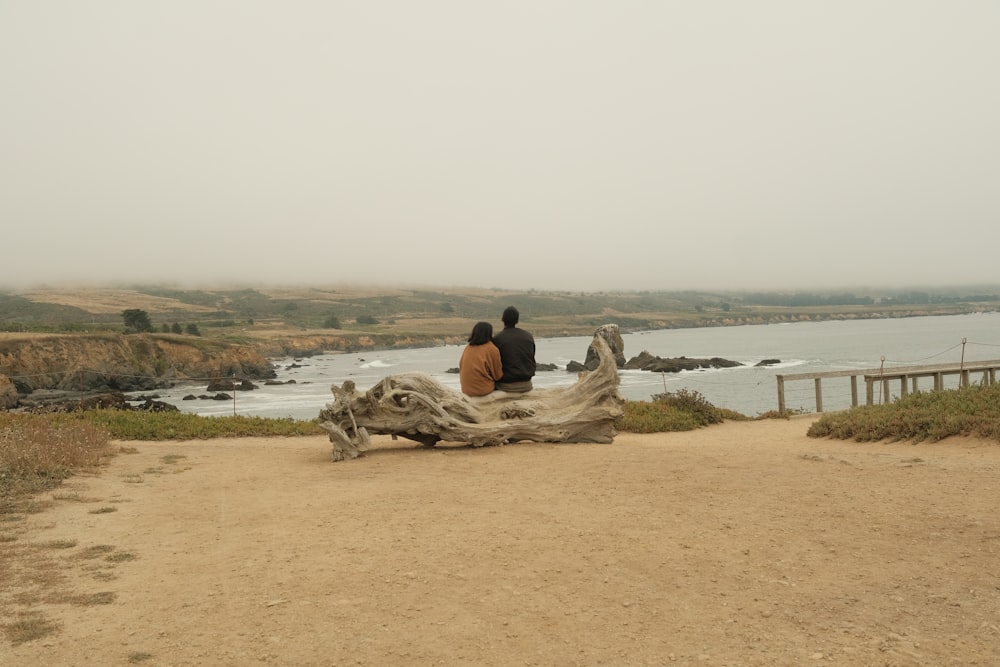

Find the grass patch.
[
  {"left": 38, "top": 538, "right": 78, "bottom": 550},
  {"left": 106, "top": 550, "right": 138, "bottom": 563},
  {"left": 75, "top": 544, "right": 117, "bottom": 559},
  {"left": 128, "top": 652, "right": 154, "bottom": 663},
  {"left": 808, "top": 382, "right": 1000, "bottom": 443},
  {"left": 70, "top": 590, "right": 116, "bottom": 606},
  {"left": 0, "top": 414, "right": 114, "bottom": 509},
  {"left": 2, "top": 610, "right": 60, "bottom": 645},
  {"left": 160, "top": 454, "right": 186, "bottom": 464},
  {"left": 76, "top": 409, "right": 324, "bottom": 440},
  {"left": 88, "top": 506, "right": 117, "bottom": 514}
]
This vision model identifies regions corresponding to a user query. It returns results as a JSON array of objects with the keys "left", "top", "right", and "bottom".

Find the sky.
[{"left": 2, "top": 2, "right": 998, "bottom": 293}]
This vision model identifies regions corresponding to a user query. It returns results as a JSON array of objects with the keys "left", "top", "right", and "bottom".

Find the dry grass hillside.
[
  {"left": 19, "top": 288, "right": 219, "bottom": 315},
  {"left": 4, "top": 284, "right": 999, "bottom": 346}
]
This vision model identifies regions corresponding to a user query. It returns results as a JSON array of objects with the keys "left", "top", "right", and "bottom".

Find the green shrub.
[
  {"left": 808, "top": 382, "right": 1000, "bottom": 443},
  {"left": 650, "top": 389, "right": 725, "bottom": 426},
  {"left": 617, "top": 400, "right": 704, "bottom": 433}
]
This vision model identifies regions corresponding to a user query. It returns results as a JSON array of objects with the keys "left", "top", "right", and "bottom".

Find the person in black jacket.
[{"left": 492, "top": 306, "right": 536, "bottom": 393}]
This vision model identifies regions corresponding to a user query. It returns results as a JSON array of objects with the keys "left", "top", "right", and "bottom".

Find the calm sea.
[{"left": 140, "top": 312, "right": 1000, "bottom": 419}]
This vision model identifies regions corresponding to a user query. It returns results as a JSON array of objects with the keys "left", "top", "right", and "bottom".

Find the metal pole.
[{"left": 960, "top": 338, "right": 967, "bottom": 386}]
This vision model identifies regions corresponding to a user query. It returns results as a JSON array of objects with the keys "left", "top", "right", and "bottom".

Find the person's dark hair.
[
  {"left": 501, "top": 306, "right": 519, "bottom": 327},
  {"left": 468, "top": 321, "right": 494, "bottom": 345}
]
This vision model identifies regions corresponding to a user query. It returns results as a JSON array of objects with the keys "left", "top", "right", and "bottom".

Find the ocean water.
[{"left": 137, "top": 312, "right": 1000, "bottom": 419}]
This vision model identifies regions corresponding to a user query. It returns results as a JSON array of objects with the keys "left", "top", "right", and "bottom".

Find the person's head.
[
  {"left": 468, "top": 321, "right": 494, "bottom": 345},
  {"left": 501, "top": 306, "right": 519, "bottom": 328}
]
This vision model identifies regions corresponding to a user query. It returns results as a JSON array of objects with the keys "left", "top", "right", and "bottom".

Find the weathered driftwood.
[{"left": 318, "top": 325, "right": 625, "bottom": 461}]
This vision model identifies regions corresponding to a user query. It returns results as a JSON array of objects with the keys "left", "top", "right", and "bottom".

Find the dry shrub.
[
  {"left": 0, "top": 415, "right": 113, "bottom": 501},
  {"left": 2, "top": 610, "right": 61, "bottom": 645}
]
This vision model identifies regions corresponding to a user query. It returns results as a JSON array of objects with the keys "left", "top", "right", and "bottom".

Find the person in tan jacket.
[{"left": 459, "top": 321, "right": 503, "bottom": 396}]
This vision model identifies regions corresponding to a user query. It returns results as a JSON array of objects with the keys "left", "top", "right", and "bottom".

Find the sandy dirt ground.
[{"left": 3, "top": 417, "right": 1000, "bottom": 667}]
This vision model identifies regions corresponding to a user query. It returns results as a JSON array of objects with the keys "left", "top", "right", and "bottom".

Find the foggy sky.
[{"left": 2, "top": 2, "right": 998, "bottom": 293}]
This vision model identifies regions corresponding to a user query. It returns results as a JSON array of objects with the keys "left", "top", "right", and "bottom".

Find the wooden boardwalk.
[{"left": 775, "top": 359, "right": 1000, "bottom": 413}]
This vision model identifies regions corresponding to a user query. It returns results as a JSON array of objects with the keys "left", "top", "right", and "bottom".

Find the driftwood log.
[{"left": 318, "top": 325, "right": 625, "bottom": 461}]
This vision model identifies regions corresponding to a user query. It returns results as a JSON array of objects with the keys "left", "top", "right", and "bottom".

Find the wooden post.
[
  {"left": 776, "top": 375, "right": 786, "bottom": 414},
  {"left": 850, "top": 375, "right": 858, "bottom": 407},
  {"left": 900, "top": 375, "right": 908, "bottom": 397},
  {"left": 814, "top": 377, "right": 823, "bottom": 413},
  {"left": 866, "top": 377, "right": 874, "bottom": 406}
]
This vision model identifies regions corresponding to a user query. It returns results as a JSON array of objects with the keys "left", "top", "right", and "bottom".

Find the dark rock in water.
[
  {"left": 183, "top": 395, "right": 198, "bottom": 401},
  {"left": 264, "top": 379, "right": 297, "bottom": 385},
  {"left": 623, "top": 351, "right": 744, "bottom": 373},
  {"left": 16, "top": 391, "right": 179, "bottom": 414},
  {"left": 708, "top": 357, "right": 742, "bottom": 368},
  {"left": 206, "top": 379, "right": 259, "bottom": 392},
  {"left": 134, "top": 398, "right": 179, "bottom": 412},
  {"left": 446, "top": 367, "right": 459, "bottom": 374},
  {"left": 755, "top": 359, "right": 781, "bottom": 367},
  {"left": 565, "top": 360, "right": 587, "bottom": 373},
  {"left": 211, "top": 393, "right": 232, "bottom": 401}
]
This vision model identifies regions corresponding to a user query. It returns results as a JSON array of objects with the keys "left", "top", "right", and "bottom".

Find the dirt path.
[{"left": 3, "top": 417, "right": 1000, "bottom": 666}]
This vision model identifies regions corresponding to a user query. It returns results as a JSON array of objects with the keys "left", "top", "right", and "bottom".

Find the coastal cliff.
[
  {"left": 250, "top": 332, "right": 465, "bottom": 358},
  {"left": 0, "top": 333, "right": 275, "bottom": 396}
]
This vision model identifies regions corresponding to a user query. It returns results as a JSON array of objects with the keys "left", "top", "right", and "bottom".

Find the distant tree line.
[
  {"left": 742, "top": 291, "right": 998, "bottom": 307},
  {"left": 742, "top": 293, "right": 876, "bottom": 307},
  {"left": 122, "top": 309, "right": 200, "bottom": 336}
]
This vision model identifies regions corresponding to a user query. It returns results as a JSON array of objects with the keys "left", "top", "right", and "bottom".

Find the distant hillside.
[
  {"left": 2, "top": 285, "right": 998, "bottom": 342},
  {"left": 2, "top": 284, "right": 999, "bottom": 401}
]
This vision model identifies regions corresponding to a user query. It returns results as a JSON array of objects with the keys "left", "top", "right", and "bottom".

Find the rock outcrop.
[
  {"left": 622, "top": 351, "right": 743, "bottom": 373},
  {"left": 0, "top": 374, "right": 18, "bottom": 409},
  {"left": 0, "top": 334, "right": 275, "bottom": 403}
]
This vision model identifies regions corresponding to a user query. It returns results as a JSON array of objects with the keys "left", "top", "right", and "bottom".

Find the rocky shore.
[{"left": 0, "top": 333, "right": 275, "bottom": 410}]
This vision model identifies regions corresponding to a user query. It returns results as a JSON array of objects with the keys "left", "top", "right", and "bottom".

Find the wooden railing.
[{"left": 775, "top": 360, "right": 1000, "bottom": 413}]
